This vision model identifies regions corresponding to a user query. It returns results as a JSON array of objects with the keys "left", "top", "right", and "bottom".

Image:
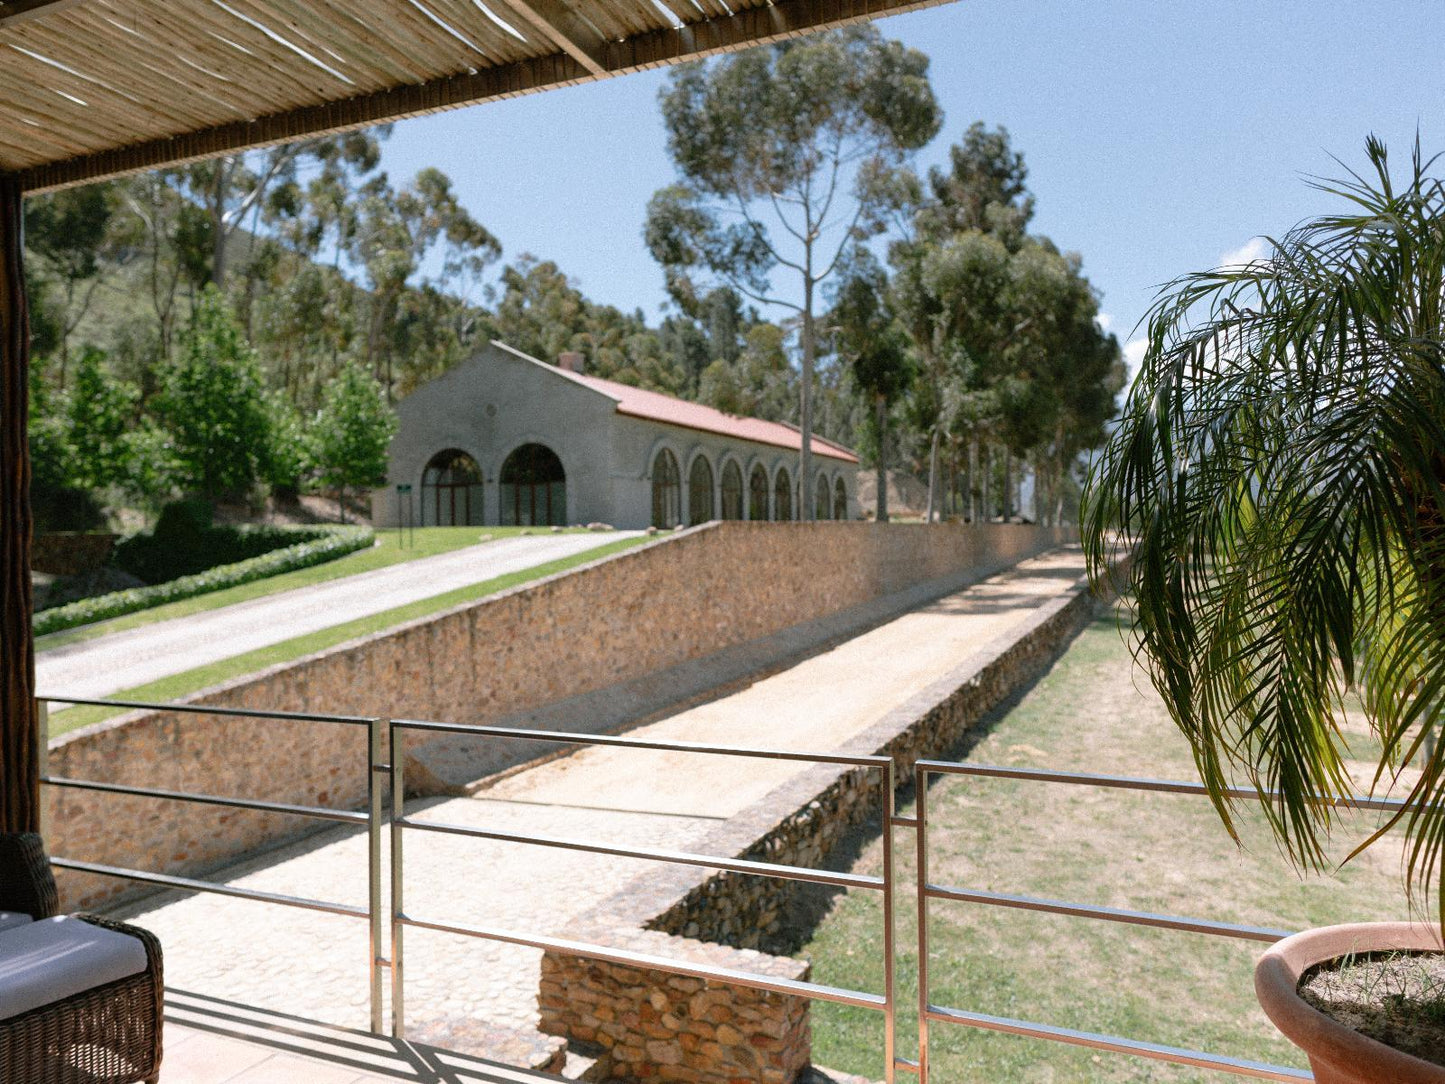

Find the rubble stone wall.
[
  {"left": 48, "top": 521, "right": 1068, "bottom": 911},
  {"left": 538, "top": 579, "right": 1102, "bottom": 1083}
]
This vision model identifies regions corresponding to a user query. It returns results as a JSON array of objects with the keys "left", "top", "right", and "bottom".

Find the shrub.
[
  {"left": 111, "top": 500, "right": 341, "bottom": 584},
  {"left": 35, "top": 526, "right": 374, "bottom": 636}
]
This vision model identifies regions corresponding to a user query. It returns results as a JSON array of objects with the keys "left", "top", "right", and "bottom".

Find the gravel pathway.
[
  {"left": 114, "top": 549, "right": 1086, "bottom": 1046},
  {"left": 38, "top": 532, "right": 638, "bottom": 704}
]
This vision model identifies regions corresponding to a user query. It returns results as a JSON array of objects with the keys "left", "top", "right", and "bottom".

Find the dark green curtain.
[{"left": 0, "top": 173, "right": 38, "bottom": 835}]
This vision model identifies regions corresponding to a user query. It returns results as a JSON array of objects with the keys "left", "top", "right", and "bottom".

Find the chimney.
[{"left": 558, "top": 351, "right": 585, "bottom": 374}]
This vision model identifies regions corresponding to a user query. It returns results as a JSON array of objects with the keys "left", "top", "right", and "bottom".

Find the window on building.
[
  {"left": 815, "top": 471, "right": 831, "bottom": 520},
  {"left": 500, "top": 443, "right": 566, "bottom": 526},
  {"left": 749, "top": 465, "right": 769, "bottom": 521},
  {"left": 834, "top": 476, "right": 848, "bottom": 520},
  {"left": 421, "top": 449, "right": 484, "bottom": 526},
  {"left": 774, "top": 468, "right": 792, "bottom": 521},
  {"left": 688, "top": 455, "right": 715, "bottom": 526},
  {"left": 720, "top": 461, "right": 744, "bottom": 520},
  {"left": 652, "top": 448, "right": 681, "bottom": 529}
]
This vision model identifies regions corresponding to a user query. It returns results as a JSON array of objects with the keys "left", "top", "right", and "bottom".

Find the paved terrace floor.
[
  {"left": 38, "top": 531, "right": 639, "bottom": 705},
  {"left": 114, "top": 547, "right": 1089, "bottom": 1082}
]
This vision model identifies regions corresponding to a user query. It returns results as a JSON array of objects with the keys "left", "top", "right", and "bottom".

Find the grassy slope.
[
  {"left": 47, "top": 534, "right": 648, "bottom": 736},
  {"left": 36, "top": 526, "right": 596, "bottom": 651},
  {"left": 800, "top": 608, "right": 1411, "bottom": 1083}
]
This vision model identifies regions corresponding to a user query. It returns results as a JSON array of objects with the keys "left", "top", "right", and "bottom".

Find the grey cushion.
[
  {"left": 0, "top": 913, "right": 33, "bottom": 933},
  {"left": 0, "top": 916, "right": 148, "bottom": 1020}
]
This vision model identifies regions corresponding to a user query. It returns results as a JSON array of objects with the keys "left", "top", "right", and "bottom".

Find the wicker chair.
[{"left": 0, "top": 834, "right": 163, "bottom": 1083}]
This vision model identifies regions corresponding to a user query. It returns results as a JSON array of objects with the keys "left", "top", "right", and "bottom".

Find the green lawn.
[
  {"left": 799, "top": 607, "right": 1412, "bottom": 1083},
  {"left": 46, "top": 534, "right": 649, "bottom": 737},
  {"left": 36, "top": 526, "right": 598, "bottom": 652}
]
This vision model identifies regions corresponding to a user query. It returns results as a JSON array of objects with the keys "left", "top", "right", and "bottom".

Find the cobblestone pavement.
[
  {"left": 116, "top": 549, "right": 1086, "bottom": 1056},
  {"left": 40, "top": 531, "right": 638, "bottom": 704}
]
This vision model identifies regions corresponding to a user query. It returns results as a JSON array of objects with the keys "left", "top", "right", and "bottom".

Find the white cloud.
[
  {"left": 1122, "top": 336, "right": 1149, "bottom": 391},
  {"left": 1218, "top": 236, "right": 1269, "bottom": 269},
  {"left": 1097, "top": 311, "right": 1116, "bottom": 334}
]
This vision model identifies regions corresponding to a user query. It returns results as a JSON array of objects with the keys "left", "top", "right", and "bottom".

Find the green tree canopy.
[
  {"left": 645, "top": 25, "right": 940, "bottom": 519},
  {"left": 312, "top": 362, "right": 397, "bottom": 521}
]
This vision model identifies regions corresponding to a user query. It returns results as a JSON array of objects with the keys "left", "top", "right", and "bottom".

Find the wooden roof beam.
[
  {"left": 494, "top": 0, "right": 610, "bottom": 77},
  {"left": 0, "top": 0, "right": 85, "bottom": 30}
]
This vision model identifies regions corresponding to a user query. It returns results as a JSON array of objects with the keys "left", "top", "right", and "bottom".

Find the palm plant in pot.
[{"left": 1083, "top": 136, "right": 1445, "bottom": 1083}]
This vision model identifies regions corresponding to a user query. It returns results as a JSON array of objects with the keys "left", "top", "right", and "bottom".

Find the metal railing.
[
  {"left": 35, "top": 695, "right": 912, "bottom": 1081},
  {"left": 38, "top": 692, "right": 1411, "bottom": 1083},
  {"left": 910, "top": 761, "right": 1409, "bottom": 1084}
]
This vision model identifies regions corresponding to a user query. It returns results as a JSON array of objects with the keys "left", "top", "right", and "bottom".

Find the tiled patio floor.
[{"left": 161, "top": 989, "right": 569, "bottom": 1083}]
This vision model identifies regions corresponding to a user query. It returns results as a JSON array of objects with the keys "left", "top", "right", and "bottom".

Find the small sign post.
[{"left": 396, "top": 484, "right": 414, "bottom": 549}]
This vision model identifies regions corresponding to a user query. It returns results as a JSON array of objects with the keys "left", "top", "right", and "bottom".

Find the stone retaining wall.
[
  {"left": 49, "top": 522, "right": 1069, "bottom": 912},
  {"left": 538, "top": 576, "right": 1100, "bottom": 1083}
]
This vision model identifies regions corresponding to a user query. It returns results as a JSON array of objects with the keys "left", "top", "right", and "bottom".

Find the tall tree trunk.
[
  {"left": 1002, "top": 449, "right": 1013, "bottom": 522},
  {"left": 799, "top": 274, "right": 815, "bottom": 522},
  {"left": 967, "top": 438, "right": 977, "bottom": 523},
  {"left": 1, "top": 176, "right": 39, "bottom": 834},
  {"left": 980, "top": 443, "right": 991, "bottom": 522},
  {"left": 926, "top": 427, "right": 941, "bottom": 523},
  {"left": 211, "top": 161, "right": 229, "bottom": 289},
  {"left": 875, "top": 393, "right": 889, "bottom": 523}
]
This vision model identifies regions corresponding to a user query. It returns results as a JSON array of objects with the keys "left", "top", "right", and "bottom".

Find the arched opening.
[
  {"left": 749, "top": 465, "right": 770, "bottom": 521},
  {"left": 834, "top": 476, "right": 848, "bottom": 520},
  {"left": 688, "top": 455, "right": 715, "bottom": 526},
  {"left": 652, "top": 448, "right": 681, "bottom": 529},
  {"left": 499, "top": 443, "right": 566, "bottom": 526},
  {"left": 720, "top": 461, "right": 744, "bottom": 520},
  {"left": 815, "top": 471, "right": 831, "bottom": 520},
  {"left": 421, "top": 449, "right": 484, "bottom": 526},
  {"left": 773, "top": 468, "right": 793, "bottom": 522}
]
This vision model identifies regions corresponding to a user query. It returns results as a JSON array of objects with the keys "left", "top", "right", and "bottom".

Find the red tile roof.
[{"left": 565, "top": 370, "right": 859, "bottom": 464}]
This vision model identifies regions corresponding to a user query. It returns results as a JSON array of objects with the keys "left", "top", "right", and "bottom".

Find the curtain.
[{"left": 0, "top": 173, "right": 38, "bottom": 835}]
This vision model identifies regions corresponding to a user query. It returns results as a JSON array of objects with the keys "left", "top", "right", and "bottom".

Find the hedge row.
[{"left": 35, "top": 526, "right": 375, "bottom": 637}]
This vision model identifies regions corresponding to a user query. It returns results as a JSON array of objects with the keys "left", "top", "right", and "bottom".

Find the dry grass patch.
[{"left": 799, "top": 607, "right": 1417, "bottom": 1082}]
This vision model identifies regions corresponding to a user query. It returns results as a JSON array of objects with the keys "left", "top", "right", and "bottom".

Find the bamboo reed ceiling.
[{"left": 0, "top": 0, "right": 953, "bottom": 193}]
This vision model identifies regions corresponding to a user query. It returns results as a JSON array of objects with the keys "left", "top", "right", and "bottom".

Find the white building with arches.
[{"left": 371, "top": 341, "right": 859, "bottom": 530}]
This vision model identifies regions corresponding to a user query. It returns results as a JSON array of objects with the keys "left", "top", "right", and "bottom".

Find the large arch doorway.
[
  {"left": 748, "top": 465, "right": 770, "bottom": 521},
  {"left": 688, "top": 455, "right": 715, "bottom": 526},
  {"left": 421, "top": 449, "right": 484, "bottom": 526},
  {"left": 834, "top": 476, "right": 848, "bottom": 520},
  {"left": 720, "top": 461, "right": 744, "bottom": 520},
  {"left": 652, "top": 448, "right": 681, "bottom": 529},
  {"left": 815, "top": 471, "right": 832, "bottom": 520},
  {"left": 500, "top": 443, "right": 566, "bottom": 526},
  {"left": 774, "top": 467, "right": 793, "bottom": 522}
]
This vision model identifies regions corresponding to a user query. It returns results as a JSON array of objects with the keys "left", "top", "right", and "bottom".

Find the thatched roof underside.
[{"left": 0, "top": 0, "right": 953, "bottom": 193}]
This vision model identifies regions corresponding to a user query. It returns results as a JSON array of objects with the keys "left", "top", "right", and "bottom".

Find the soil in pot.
[{"left": 1298, "top": 950, "right": 1445, "bottom": 1067}]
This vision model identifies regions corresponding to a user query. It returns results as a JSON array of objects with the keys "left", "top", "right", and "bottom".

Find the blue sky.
[{"left": 377, "top": 0, "right": 1445, "bottom": 374}]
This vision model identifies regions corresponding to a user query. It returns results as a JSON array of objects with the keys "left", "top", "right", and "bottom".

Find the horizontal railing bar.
[
  {"left": 924, "top": 1004, "right": 1312, "bottom": 1081},
  {"left": 893, "top": 1057, "right": 920, "bottom": 1073},
  {"left": 42, "top": 776, "right": 369, "bottom": 825},
  {"left": 923, "top": 883, "right": 1292, "bottom": 942},
  {"left": 395, "top": 718, "right": 890, "bottom": 768},
  {"left": 918, "top": 761, "right": 1407, "bottom": 813},
  {"left": 51, "top": 858, "right": 368, "bottom": 919},
  {"left": 395, "top": 816, "right": 884, "bottom": 891},
  {"left": 891, "top": 816, "right": 918, "bottom": 828},
  {"left": 397, "top": 912, "right": 888, "bottom": 1011},
  {"left": 38, "top": 694, "right": 373, "bottom": 727}
]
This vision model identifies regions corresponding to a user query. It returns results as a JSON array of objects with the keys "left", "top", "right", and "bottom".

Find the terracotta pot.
[{"left": 1255, "top": 922, "right": 1445, "bottom": 1084}]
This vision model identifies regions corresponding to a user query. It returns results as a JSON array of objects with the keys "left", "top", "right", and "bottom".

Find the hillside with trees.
[{"left": 24, "top": 30, "right": 1122, "bottom": 531}]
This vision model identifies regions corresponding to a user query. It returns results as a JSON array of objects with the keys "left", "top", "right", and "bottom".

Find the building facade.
[{"left": 372, "top": 341, "right": 859, "bottom": 530}]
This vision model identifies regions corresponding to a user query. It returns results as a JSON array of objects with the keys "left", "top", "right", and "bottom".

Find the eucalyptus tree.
[
  {"left": 1084, "top": 138, "right": 1445, "bottom": 921},
  {"left": 830, "top": 250, "right": 913, "bottom": 521},
  {"left": 23, "top": 183, "right": 119, "bottom": 383},
  {"left": 645, "top": 26, "right": 940, "bottom": 519},
  {"left": 351, "top": 167, "right": 500, "bottom": 397}
]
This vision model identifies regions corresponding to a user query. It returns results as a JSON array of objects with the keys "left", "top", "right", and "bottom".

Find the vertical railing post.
[
  {"left": 914, "top": 764, "right": 930, "bottom": 1084},
  {"left": 36, "top": 699, "right": 49, "bottom": 842},
  {"left": 367, "top": 718, "right": 389, "bottom": 1034},
  {"left": 881, "top": 760, "right": 897, "bottom": 1084},
  {"left": 389, "top": 719, "right": 405, "bottom": 1039}
]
